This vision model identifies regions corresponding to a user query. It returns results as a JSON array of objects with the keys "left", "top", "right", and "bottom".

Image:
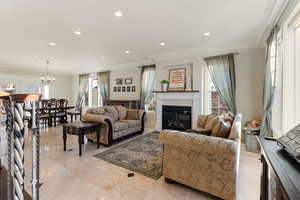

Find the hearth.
[{"left": 162, "top": 105, "right": 191, "bottom": 131}]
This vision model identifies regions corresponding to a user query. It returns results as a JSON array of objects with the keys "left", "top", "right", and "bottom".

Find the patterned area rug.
[{"left": 94, "top": 132, "right": 163, "bottom": 180}]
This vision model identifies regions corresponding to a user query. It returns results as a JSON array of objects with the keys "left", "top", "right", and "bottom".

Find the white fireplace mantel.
[{"left": 155, "top": 91, "right": 202, "bottom": 131}]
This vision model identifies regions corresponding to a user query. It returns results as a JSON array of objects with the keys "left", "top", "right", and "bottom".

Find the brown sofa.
[
  {"left": 82, "top": 106, "right": 146, "bottom": 146},
  {"left": 160, "top": 113, "right": 242, "bottom": 200}
]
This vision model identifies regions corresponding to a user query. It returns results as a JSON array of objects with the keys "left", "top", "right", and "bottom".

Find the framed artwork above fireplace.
[{"left": 169, "top": 68, "right": 186, "bottom": 90}]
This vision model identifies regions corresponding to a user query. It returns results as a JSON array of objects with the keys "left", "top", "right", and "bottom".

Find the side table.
[{"left": 63, "top": 121, "right": 101, "bottom": 156}]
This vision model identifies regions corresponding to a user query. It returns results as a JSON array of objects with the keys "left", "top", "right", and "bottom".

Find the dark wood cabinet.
[{"left": 258, "top": 137, "right": 300, "bottom": 200}]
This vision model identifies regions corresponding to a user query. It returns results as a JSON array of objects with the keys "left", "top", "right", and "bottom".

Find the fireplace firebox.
[{"left": 162, "top": 105, "right": 192, "bottom": 131}]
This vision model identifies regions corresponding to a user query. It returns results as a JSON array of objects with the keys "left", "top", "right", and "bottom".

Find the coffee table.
[{"left": 63, "top": 121, "right": 101, "bottom": 156}]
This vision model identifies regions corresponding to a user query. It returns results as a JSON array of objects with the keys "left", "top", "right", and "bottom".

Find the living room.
[{"left": 1, "top": 0, "right": 300, "bottom": 200}]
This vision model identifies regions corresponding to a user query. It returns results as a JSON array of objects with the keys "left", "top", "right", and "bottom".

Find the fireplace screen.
[{"left": 162, "top": 105, "right": 192, "bottom": 131}]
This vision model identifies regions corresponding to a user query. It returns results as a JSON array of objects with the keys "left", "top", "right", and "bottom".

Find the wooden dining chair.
[
  {"left": 47, "top": 98, "right": 57, "bottom": 127},
  {"left": 54, "top": 99, "right": 68, "bottom": 126},
  {"left": 39, "top": 99, "right": 50, "bottom": 127},
  {"left": 67, "top": 97, "right": 83, "bottom": 122}
]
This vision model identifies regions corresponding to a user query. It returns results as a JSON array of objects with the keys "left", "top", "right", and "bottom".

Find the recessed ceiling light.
[
  {"left": 160, "top": 42, "right": 166, "bottom": 46},
  {"left": 48, "top": 42, "right": 56, "bottom": 46},
  {"left": 115, "top": 11, "right": 123, "bottom": 17},
  {"left": 73, "top": 31, "right": 81, "bottom": 35},
  {"left": 100, "top": 56, "right": 105, "bottom": 59},
  {"left": 125, "top": 50, "right": 130, "bottom": 54},
  {"left": 203, "top": 32, "right": 211, "bottom": 36}
]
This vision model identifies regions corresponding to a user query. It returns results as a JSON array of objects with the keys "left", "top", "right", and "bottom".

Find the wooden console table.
[
  {"left": 258, "top": 137, "right": 300, "bottom": 200},
  {"left": 103, "top": 100, "right": 140, "bottom": 109}
]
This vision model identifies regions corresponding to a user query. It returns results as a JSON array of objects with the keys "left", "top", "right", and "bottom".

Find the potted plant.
[{"left": 160, "top": 80, "right": 170, "bottom": 91}]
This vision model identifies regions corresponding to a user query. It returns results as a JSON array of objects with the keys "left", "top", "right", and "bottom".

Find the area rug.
[{"left": 94, "top": 132, "right": 163, "bottom": 180}]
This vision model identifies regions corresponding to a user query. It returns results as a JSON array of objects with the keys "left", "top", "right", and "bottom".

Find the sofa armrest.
[
  {"left": 82, "top": 113, "right": 113, "bottom": 125},
  {"left": 159, "top": 130, "right": 239, "bottom": 157}
]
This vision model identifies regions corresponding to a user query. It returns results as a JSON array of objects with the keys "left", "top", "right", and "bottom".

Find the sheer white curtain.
[
  {"left": 78, "top": 74, "right": 89, "bottom": 106},
  {"left": 140, "top": 65, "right": 156, "bottom": 111}
]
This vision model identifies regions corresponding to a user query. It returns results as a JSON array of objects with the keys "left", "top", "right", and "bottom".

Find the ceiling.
[{"left": 0, "top": 0, "right": 277, "bottom": 74}]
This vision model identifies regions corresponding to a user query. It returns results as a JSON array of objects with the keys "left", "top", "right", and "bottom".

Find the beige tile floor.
[{"left": 23, "top": 126, "right": 261, "bottom": 200}]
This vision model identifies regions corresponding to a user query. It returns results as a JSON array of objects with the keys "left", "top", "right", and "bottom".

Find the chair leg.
[{"left": 71, "top": 115, "right": 73, "bottom": 122}]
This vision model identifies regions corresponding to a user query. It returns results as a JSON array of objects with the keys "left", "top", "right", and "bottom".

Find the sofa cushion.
[
  {"left": 118, "top": 120, "right": 141, "bottom": 128},
  {"left": 113, "top": 122, "right": 129, "bottom": 132},
  {"left": 197, "top": 115, "right": 209, "bottom": 128},
  {"left": 126, "top": 110, "right": 140, "bottom": 120},
  {"left": 104, "top": 106, "right": 119, "bottom": 122},
  {"left": 115, "top": 106, "right": 127, "bottom": 120}
]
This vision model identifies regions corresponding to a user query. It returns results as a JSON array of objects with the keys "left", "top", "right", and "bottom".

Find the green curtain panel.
[
  {"left": 97, "top": 71, "right": 110, "bottom": 105},
  {"left": 260, "top": 26, "right": 279, "bottom": 137},
  {"left": 140, "top": 65, "right": 156, "bottom": 110},
  {"left": 205, "top": 54, "right": 237, "bottom": 114},
  {"left": 78, "top": 74, "right": 89, "bottom": 106}
]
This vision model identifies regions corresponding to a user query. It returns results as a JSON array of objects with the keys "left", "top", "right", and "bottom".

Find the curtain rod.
[{"left": 204, "top": 52, "right": 239, "bottom": 60}]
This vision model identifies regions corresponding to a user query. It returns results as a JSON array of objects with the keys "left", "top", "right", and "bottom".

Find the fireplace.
[{"left": 162, "top": 105, "right": 192, "bottom": 131}]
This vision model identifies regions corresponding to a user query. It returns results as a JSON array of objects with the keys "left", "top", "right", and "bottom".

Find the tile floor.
[{"left": 22, "top": 126, "right": 261, "bottom": 200}]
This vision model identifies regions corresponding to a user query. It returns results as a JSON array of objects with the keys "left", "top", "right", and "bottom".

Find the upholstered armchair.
[{"left": 159, "top": 113, "right": 242, "bottom": 200}]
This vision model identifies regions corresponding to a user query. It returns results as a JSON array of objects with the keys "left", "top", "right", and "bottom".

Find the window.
[
  {"left": 88, "top": 74, "right": 100, "bottom": 107},
  {"left": 207, "top": 74, "right": 228, "bottom": 115},
  {"left": 42, "top": 85, "right": 49, "bottom": 99},
  {"left": 269, "top": 40, "right": 277, "bottom": 87}
]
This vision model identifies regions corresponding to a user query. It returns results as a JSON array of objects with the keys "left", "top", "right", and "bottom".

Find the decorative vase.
[{"left": 161, "top": 83, "right": 168, "bottom": 92}]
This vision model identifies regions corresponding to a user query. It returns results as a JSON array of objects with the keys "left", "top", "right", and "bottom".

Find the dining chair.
[
  {"left": 39, "top": 99, "right": 50, "bottom": 127},
  {"left": 67, "top": 97, "right": 83, "bottom": 122},
  {"left": 54, "top": 99, "right": 68, "bottom": 125},
  {"left": 47, "top": 98, "right": 57, "bottom": 127}
]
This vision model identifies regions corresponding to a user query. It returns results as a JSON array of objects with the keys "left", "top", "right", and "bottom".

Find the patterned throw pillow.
[
  {"left": 211, "top": 118, "right": 232, "bottom": 138},
  {"left": 204, "top": 115, "right": 218, "bottom": 130},
  {"left": 220, "top": 112, "right": 234, "bottom": 123},
  {"left": 114, "top": 106, "right": 127, "bottom": 120},
  {"left": 197, "top": 115, "right": 209, "bottom": 128},
  {"left": 126, "top": 110, "right": 140, "bottom": 120},
  {"left": 103, "top": 106, "right": 119, "bottom": 122}
]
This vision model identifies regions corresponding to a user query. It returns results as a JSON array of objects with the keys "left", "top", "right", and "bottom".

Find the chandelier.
[{"left": 40, "top": 60, "right": 55, "bottom": 85}]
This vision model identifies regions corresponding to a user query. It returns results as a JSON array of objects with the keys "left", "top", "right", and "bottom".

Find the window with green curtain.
[{"left": 140, "top": 65, "right": 156, "bottom": 111}]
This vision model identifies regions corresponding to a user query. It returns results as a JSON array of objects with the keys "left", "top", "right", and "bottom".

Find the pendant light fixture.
[{"left": 40, "top": 60, "right": 55, "bottom": 85}]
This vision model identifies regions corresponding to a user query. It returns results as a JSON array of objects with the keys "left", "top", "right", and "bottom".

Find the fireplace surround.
[
  {"left": 155, "top": 91, "right": 201, "bottom": 131},
  {"left": 162, "top": 105, "right": 191, "bottom": 131}
]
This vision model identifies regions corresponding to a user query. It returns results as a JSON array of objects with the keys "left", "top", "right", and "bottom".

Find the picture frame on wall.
[
  {"left": 122, "top": 86, "right": 126, "bottom": 92},
  {"left": 169, "top": 68, "right": 186, "bottom": 90},
  {"left": 113, "top": 87, "right": 117, "bottom": 92},
  {"left": 132, "top": 86, "right": 136, "bottom": 92},
  {"left": 124, "top": 78, "right": 133, "bottom": 85},
  {"left": 116, "top": 78, "right": 123, "bottom": 85},
  {"left": 117, "top": 86, "right": 121, "bottom": 92},
  {"left": 127, "top": 86, "right": 131, "bottom": 92}
]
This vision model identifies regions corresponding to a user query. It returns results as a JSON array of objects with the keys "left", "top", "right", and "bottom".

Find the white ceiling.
[{"left": 0, "top": 0, "right": 278, "bottom": 74}]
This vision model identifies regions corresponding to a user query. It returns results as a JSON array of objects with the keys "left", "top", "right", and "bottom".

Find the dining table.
[{"left": 25, "top": 106, "right": 75, "bottom": 127}]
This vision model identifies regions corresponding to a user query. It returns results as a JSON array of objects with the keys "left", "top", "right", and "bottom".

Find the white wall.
[
  {"left": 109, "top": 67, "right": 141, "bottom": 100},
  {"left": 235, "top": 49, "right": 265, "bottom": 123},
  {"left": 0, "top": 67, "right": 74, "bottom": 104},
  {"left": 154, "top": 49, "right": 265, "bottom": 124}
]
